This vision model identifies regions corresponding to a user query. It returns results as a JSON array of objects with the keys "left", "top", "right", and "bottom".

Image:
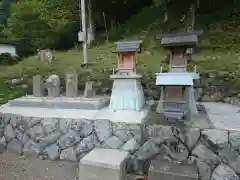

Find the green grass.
[{"left": 0, "top": 41, "right": 239, "bottom": 103}]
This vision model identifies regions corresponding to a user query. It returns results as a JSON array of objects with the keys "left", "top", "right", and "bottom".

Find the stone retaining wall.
[{"left": 0, "top": 113, "right": 240, "bottom": 180}]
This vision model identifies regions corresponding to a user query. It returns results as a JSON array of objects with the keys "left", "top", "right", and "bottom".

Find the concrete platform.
[
  {"left": 0, "top": 97, "right": 150, "bottom": 124},
  {"left": 202, "top": 102, "right": 240, "bottom": 131},
  {"left": 8, "top": 95, "right": 110, "bottom": 110},
  {"left": 148, "top": 159, "right": 198, "bottom": 180},
  {"left": 79, "top": 148, "right": 129, "bottom": 180},
  {"left": 94, "top": 105, "right": 151, "bottom": 124}
]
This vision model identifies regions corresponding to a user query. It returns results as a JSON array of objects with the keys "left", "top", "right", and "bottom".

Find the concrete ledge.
[{"left": 8, "top": 95, "right": 110, "bottom": 110}]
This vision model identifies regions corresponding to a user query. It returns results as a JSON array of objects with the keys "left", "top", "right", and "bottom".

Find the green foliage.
[
  {"left": 0, "top": 53, "right": 20, "bottom": 65},
  {"left": 0, "top": 0, "right": 10, "bottom": 25},
  {"left": 5, "top": 1, "right": 54, "bottom": 52}
]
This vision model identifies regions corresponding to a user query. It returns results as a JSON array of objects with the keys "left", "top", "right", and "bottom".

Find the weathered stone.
[
  {"left": 65, "top": 70, "right": 78, "bottom": 97},
  {"left": 201, "top": 95, "right": 211, "bottom": 102},
  {"left": 102, "top": 135, "right": 125, "bottom": 149},
  {"left": 42, "top": 118, "right": 59, "bottom": 134},
  {"left": 135, "top": 139, "right": 163, "bottom": 161},
  {"left": 59, "top": 118, "right": 72, "bottom": 134},
  {"left": 7, "top": 138, "right": 23, "bottom": 154},
  {"left": 201, "top": 129, "right": 229, "bottom": 152},
  {"left": 37, "top": 132, "right": 62, "bottom": 148},
  {"left": 129, "top": 124, "right": 147, "bottom": 144},
  {"left": 196, "top": 160, "right": 212, "bottom": 180},
  {"left": 27, "top": 124, "right": 45, "bottom": 140},
  {"left": 171, "top": 126, "right": 185, "bottom": 142},
  {"left": 75, "top": 133, "right": 99, "bottom": 157},
  {"left": 45, "top": 144, "right": 60, "bottom": 160},
  {"left": 22, "top": 116, "right": 42, "bottom": 128},
  {"left": 229, "top": 131, "right": 240, "bottom": 151},
  {"left": 45, "top": 74, "right": 60, "bottom": 97},
  {"left": 10, "top": 114, "right": 22, "bottom": 128},
  {"left": 1, "top": 113, "right": 11, "bottom": 126},
  {"left": 164, "top": 141, "right": 189, "bottom": 161},
  {"left": 0, "top": 117, "right": 4, "bottom": 128},
  {"left": 60, "top": 147, "right": 77, "bottom": 162},
  {"left": 187, "top": 156, "right": 197, "bottom": 164},
  {"left": 0, "top": 136, "right": 6, "bottom": 153},
  {"left": 211, "top": 164, "right": 239, "bottom": 180},
  {"left": 23, "top": 139, "right": 41, "bottom": 156},
  {"left": 72, "top": 119, "right": 93, "bottom": 137},
  {"left": 121, "top": 138, "right": 140, "bottom": 154},
  {"left": 15, "top": 129, "right": 30, "bottom": 145},
  {"left": 94, "top": 119, "right": 112, "bottom": 142},
  {"left": 147, "top": 125, "right": 176, "bottom": 144},
  {"left": 33, "top": 75, "right": 44, "bottom": 97},
  {"left": 219, "top": 146, "right": 240, "bottom": 174},
  {"left": 192, "top": 143, "right": 221, "bottom": 167},
  {"left": 4, "top": 124, "right": 16, "bottom": 142},
  {"left": 113, "top": 123, "right": 132, "bottom": 142},
  {"left": 0, "top": 128, "right": 3, "bottom": 138},
  {"left": 58, "top": 130, "right": 81, "bottom": 149},
  {"left": 184, "top": 128, "right": 201, "bottom": 150}
]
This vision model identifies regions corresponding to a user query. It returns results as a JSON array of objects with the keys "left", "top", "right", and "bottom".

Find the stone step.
[
  {"left": 164, "top": 111, "right": 185, "bottom": 120},
  {"left": 148, "top": 159, "right": 198, "bottom": 180}
]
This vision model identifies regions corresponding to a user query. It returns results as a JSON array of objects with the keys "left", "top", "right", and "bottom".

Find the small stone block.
[
  {"left": 79, "top": 148, "right": 129, "bottom": 180},
  {"left": 148, "top": 159, "right": 198, "bottom": 180}
]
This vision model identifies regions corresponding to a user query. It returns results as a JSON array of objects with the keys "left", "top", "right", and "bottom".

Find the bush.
[{"left": 0, "top": 53, "right": 20, "bottom": 65}]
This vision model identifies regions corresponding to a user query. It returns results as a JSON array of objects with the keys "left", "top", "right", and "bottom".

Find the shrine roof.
[
  {"left": 114, "top": 40, "right": 142, "bottom": 53},
  {"left": 160, "top": 32, "right": 198, "bottom": 48}
]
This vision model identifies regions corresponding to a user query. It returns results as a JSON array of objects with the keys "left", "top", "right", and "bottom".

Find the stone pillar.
[
  {"left": 188, "top": 86, "right": 199, "bottom": 118},
  {"left": 65, "top": 72, "right": 78, "bottom": 97},
  {"left": 84, "top": 81, "right": 95, "bottom": 97},
  {"left": 33, "top": 75, "right": 43, "bottom": 97},
  {"left": 156, "top": 86, "right": 164, "bottom": 114}
]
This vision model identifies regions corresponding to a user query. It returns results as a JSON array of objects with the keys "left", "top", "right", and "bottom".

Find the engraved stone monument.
[
  {"left": 84, "top": 81, "right": 95, "bottom": 97},
  {"left": 65, "top": 70, "right": 78, "bottom": 97},
  {"left": 33, "top": 75, "right": 43, "bottom": 97}
]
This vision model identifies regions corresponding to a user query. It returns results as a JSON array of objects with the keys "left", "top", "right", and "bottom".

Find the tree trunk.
[{"left": 190, "top": 3, "right": 195, "bottom": 28}]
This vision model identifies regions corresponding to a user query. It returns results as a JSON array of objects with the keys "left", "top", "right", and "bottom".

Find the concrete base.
[
  {"left": 1, "top": 96, "right": 150, "bottom": 124},
  {"left": 148, "top": 159, "right": 198, "bottom": 180},
  {"left": 8, "top": 95, "right": 110, "bottom": 110},
  {"left": 79, "top": 148, "right": 129, "bottom": 180},
  {"left": 94, "top": 105, "right": 151, "bottom": 124},
  {"left": 109, "top": 74, "right": 145, "bottom": 111}
]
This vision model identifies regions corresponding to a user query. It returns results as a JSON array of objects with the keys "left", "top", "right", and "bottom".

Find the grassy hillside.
[{"left": 0, "top": 5, "right": 240, "bottom": 103}]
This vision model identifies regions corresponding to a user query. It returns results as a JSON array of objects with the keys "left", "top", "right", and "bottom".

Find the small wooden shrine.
[
  {"left": 114, "top": 40, "right": 142, "bottom": 74},
  {"left": 109, "top": 40, "right": 145, "bottom": 111},
  {"left": 156, "top": 32, "right": 199, "bottom": 120}
]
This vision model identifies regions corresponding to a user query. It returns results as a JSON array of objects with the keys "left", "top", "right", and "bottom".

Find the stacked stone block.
[{"left": 0, "top": 113, "right": 240, "bottom": 180}]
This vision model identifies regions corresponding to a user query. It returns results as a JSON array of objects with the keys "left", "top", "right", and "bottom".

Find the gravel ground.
[{"left": 0, "top": 151, "right": 78, "bottom": 180}]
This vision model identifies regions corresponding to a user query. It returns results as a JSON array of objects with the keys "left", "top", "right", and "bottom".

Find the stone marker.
[
  {"left": 79, "top": 148, "right": 129, "bottom": 180},
  {"left": 84, "top": 81, "right": 95, "bottom": 97},
  {"left": 33, "top": 75, "right": 43, "bottom": 97},
  {"left": 37, "top": 49, "right": 54, "bottom": 64},
  {"left": 65, "top": 70, "right": 78, "bottom": 97},
  {"left": 44, "top": 74, "right": 60, "bottom": 97}
]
